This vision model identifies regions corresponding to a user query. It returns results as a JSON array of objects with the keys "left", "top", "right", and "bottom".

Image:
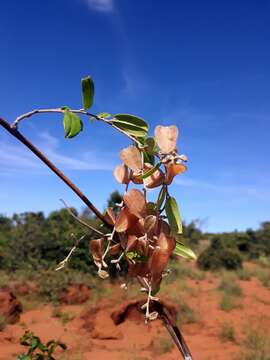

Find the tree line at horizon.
[{"left": 0, "top": 191, "right": 269, "bottom": 273}]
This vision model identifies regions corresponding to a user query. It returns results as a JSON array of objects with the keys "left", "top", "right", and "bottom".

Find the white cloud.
[
  {"left": 0, "top": 132, "right": 113, "bottom": 174},
  {"left": 86, "top": 0, "right": 114, "bottom": 12}
]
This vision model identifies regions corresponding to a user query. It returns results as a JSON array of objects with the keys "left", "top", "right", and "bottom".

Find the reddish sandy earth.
[{"left": 0, "top": 265, "right": 270, "bottom": 360}]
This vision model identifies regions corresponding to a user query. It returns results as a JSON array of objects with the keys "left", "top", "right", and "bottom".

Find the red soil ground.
[{"left": 0, "top": 265, "right": 269, "bottom": 360}]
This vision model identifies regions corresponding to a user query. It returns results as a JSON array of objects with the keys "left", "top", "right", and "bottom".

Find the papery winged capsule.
[
  {"left": 114, "top": 207, "right": 138, "bottom": 232},
  {"left": 104, "top": 207, "right": 116, "bottom": 226},
  {"left": 164, "top": 162, "right": 187, "bottom": 185},
  {"left": 154, "top": 125, "right": 179, "bottom": 154},
  {"left": 120, "top": 146, "right": 142, "bottom": 172},
  {"left": 123, "top": 189, "right": 147, "bottom": 219},
  {"left": 113, "top": 164, "right": 130, "bottom": 184},
  {"left": 89, "top": 238, "right": 104, "bottom": 267}
]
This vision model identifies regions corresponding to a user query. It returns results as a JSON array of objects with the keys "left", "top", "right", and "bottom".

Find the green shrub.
[
  {"left": 218, "top": 275, "right": 242, "bottom": 297},
  {"left": 52, "top": 308, "right": 75, "bottom": 325},
  {"left": 236, "top": 268, "right": 252, "bottom": 281},
  {"left": 16, "top": 330, "right": 67, "bottom": 359},
  {"left": 0, "top": 315, "right": 6, "bottom": 331},
  {"left": 219, "top": 294, "right": 242, "bottom": 312},
  {"left": 234, "top": 328, "right": 270, "bottom": 360},
  {"left": 197, "top": 237, "right": 242, "bottom": 271},
  {"left": 219, "top": 322, "right": 236, "bottom": 342},
  {"left": 152, "top": 336, "right": 174, "bottom": 355}
]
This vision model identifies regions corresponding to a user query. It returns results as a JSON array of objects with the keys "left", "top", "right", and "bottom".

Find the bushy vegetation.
[
  {"left": 0, "top": 198, "right": 269, "bottom": 274},
  {"left": 197, "top": 222, "right": 270, "bottom": 271}
]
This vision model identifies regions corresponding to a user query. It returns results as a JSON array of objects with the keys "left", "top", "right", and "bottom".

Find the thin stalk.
[{"left": 11, "top": 108, "right": 142, "bottom": 147}]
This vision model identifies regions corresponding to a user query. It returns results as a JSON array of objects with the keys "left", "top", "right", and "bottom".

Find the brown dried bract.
[
  {"left": 123, "top": 189, "right": 147, "bottom": 219},
  {"left": 113, "top": 163, "right": 130, "bottom": 184},
  {"left": 104, "top": 207, "right": 116, "bottom": 226},
  {"left": 164, "top": 162, "right": 187, "bottom": 185},
  {"left": 120, "top": 146, "right": 141, "bottom": 172},
  {"left": 114, "top": 207, "right": 138, "bottom": 233},
  {"left": 89, "top": 238, "right": 104, "bottom": 267},
  {"left": 154, "top": 125, "right": 179, "bottom": 154}
]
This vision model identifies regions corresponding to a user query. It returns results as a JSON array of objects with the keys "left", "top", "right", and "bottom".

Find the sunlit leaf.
[
  {"left": 63, "top": 109, "right": 83, "bottom": 138},
  {"left": 165, "top": 196, "right": 182, "bottom": 234},
  {"left": 157, "top": 186, "right": 166, "bottom": 209},
  {"left": 145, "top": 137, "right": 158, "bottom": 155},
  {"left": 81, "top": 76, "right": 94, "bottom": 109},
  {"left": 143, "top": 151, "right": 155, "bottom": 166},
  {"left": 143, "top": 163, "right": 164, "bottom": 189},
  {"left": 112, "top": 114, "right": 148, "bottom": 137},
  {"left": 140, "top": 161, "right": 162, "bottom": 179},
  {"left": 173, "top": 242, "right": 197, "bottom": 260}
]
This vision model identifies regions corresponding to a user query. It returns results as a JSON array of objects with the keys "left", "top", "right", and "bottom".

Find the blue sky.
[{"left": 0, "top": 0, "right": 269, "bottom": 232}]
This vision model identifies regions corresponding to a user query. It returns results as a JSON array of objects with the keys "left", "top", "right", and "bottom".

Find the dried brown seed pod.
[
  {"left": 156, "top": 232, "right": 176, "bottom": 253},
  {"left": 154, "top": 125, "right": 179, "bottom": 154},
  {"left": 123, "top": 189, "right": 147, "bottom": 219},
  {"left": 120, "top": 146, "right": 141, "bottom": 172},
  {"left": 128, "top": 262, "right": 149, "bottom": 277},
  {"left": 113, "top": 163, "right": 130, "bottom": 184},
  {"left": 164, "top": 162, "right": 187, "bottom": 185},
  {"left": 89, "top": 238, "right": 104, "bottom": 267},
  {"left": 109, "top": 243, "right": 121, "bottom": 256},
  {"left": 114, "top": 207, "right": 138, "bottom": 232},
  {"left": 104, "top": 207, "right": 116, "bottom": 226},
  {"left": 130, "top": 170, "right": 144, "bottom": 184}
]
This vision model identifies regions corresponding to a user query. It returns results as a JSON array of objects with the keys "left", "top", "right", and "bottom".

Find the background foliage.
[{"left": 0, "top": 191, "right": 269, "bottom": 273}]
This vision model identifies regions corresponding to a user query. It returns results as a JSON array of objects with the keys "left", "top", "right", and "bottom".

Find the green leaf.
[
  {"left": 157, "top": 186, "right": 166, "bottom": 209},
  {"left": 140, "top": 161, "right": 162, "bottom": 179},
  {"left": 173, "top": 242, "right": 197, "bottom": 260},
  {"left": 143, "top": 151, "right": 155, "bottom": 165},
  {"left": 165, "top": 196, "right": 183, "bottom": 234},
  {"left": 112, "top": 114, "right": 148, "bottom": 137},
  {"left": 145, "top": 137, "right": 157, "bottom": 155},
  {"left": 16, "top": 355, "right": 31, "bottom": 360},
  {"left": 126, "top": 251, "right": 147, "bottom": 262},
  {"left": 81, "top": 76, "right": 94, "bottom": 109},
  {"left": 97, "top": 112, "right": 111, "bottom": 119},
  {"left": 63, "top": 110, "right": 83, "bottom": 138}
]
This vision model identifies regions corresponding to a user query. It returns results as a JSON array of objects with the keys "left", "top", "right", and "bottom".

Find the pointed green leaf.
[
  {"left": 143, "top": 151, "right": 155, "bottom": 165},
  {"left": 173, "top": 242, "right": 197, "bottom": 260},
  {"left": 157, "top": 186, "right": 166, "bottom": 209},
  {"left": 165, "top": 196, "right": 183, "bottom": 234},
  {"left": 145, "top": 137, "right": 158, "bottom": 155},
  {"left": 112, "top": 114, "right": 148, "bottom": 137},
  {"left": 81, "top": 76, "right": 94, "bottom": 109},
  {"left": 63, "top": 110, "right": 83, "bottom": 138},
  {"left": 140, "top": 161, "right": 161, "bottom": 179}
]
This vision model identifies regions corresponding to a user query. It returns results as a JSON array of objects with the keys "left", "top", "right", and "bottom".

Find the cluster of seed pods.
[{"left": 89, "top": 125, "right": 187, "bottom": 320}]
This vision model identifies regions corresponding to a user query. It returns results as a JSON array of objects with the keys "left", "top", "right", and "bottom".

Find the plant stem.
[
  {"left": 11, "top": 108, "right": 142, "bottom": 147},
  {"left": 0, "top": 117, "right": 111, "bottom": 228}
]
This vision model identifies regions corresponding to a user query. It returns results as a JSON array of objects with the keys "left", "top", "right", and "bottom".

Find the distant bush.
[{"left": 197, "top": 237, "right": 242, "bottom": 271}]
